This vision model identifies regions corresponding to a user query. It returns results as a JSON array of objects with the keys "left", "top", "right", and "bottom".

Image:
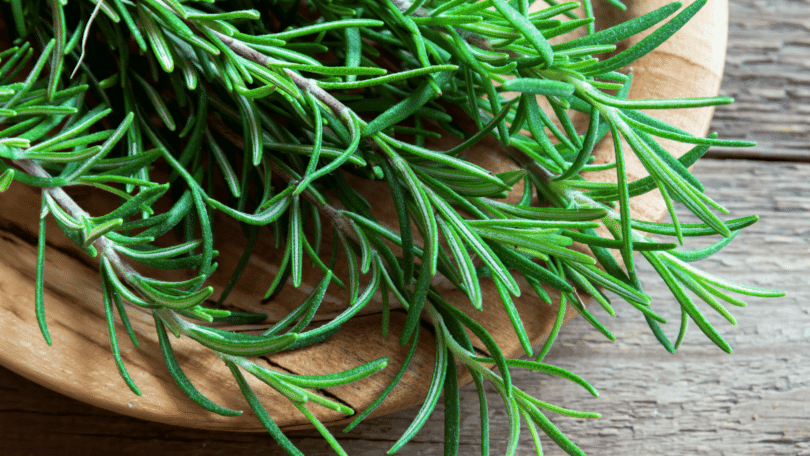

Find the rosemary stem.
[
  {"left": 207, "top": 29, "right": 354, "bottom": 123},
  {"left": 12, "top": 158, "right": 140, "bottom": 278}
]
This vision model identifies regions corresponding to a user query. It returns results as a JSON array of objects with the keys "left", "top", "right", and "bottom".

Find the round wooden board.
[{"left": 0, "top": 0, "right": 727, "bottom": 433}]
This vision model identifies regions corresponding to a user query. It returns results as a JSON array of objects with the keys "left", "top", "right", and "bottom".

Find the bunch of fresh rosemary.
[{"left": 0, "top": 0, "right": 784, "bottom": 454}]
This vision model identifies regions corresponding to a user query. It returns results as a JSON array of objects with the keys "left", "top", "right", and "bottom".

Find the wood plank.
[
  {"left": 3, "top": 159, "right": 807, "bottom": 455},
  {"left": 706, "top": 0, "right": 810, "bottom": 162}
]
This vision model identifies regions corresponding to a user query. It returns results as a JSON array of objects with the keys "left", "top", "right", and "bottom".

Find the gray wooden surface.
[{"left": 2, "top": 0, "right": 809, "bottom": 454}]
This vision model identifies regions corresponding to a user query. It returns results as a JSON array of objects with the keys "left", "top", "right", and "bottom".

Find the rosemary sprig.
[{"left": 0, "top": 0, "right": 784, "bottom": 454}]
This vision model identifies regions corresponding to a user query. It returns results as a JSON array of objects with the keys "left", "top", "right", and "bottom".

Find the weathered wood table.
[{"left": 2, "top": 0, "right": 808, "bottom": 454}]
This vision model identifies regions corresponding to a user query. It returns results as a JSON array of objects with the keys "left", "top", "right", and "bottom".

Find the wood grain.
[{"left": 706, "top": 0, "right": 810, "bottom": 162}]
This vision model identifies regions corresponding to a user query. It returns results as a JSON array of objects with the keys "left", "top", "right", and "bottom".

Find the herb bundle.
[{"left": 0, "top": 0, "right": 784, "bottom": 454}]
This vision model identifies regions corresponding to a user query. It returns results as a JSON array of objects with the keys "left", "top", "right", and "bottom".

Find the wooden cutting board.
[{"left": 0, "top": 0, "right": 728, "bottom": 432}]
